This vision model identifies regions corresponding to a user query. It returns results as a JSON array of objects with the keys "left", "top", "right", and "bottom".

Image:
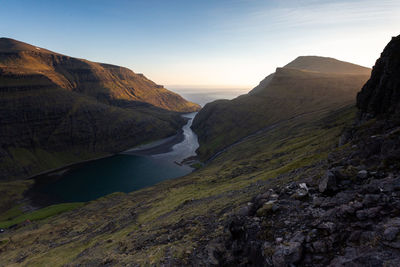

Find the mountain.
[
  {"left": 0, "top": 38, "right": 200, "bottom": 112},
  {"left": 1, "top": 36, "right": 400, "bottom": 266},
  {"left": 284, "top": 55, "right": 371, "bottom": 74},
  {"left": 192, "top": 56, "right": 371, "bottom": 160},
  {"left": 0, "top": 38, "right": 200, "bottom": 180}
]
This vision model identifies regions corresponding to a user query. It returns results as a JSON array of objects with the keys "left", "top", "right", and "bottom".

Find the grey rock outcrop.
[{"left": 357, "top": 35, "right": 400, "bottom": 118}]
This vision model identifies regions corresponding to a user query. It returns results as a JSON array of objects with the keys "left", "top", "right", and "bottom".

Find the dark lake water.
[
  {"left": 31, "top": 113, "right": 198, "bottom": 204},
  {"left": 29, "top": 86, "right": 249, "bottom": 205}
]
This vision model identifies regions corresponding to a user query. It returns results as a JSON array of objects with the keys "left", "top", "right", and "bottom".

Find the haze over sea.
[{"left": 171, "top": 87, "right": 250, "bottom": 107}]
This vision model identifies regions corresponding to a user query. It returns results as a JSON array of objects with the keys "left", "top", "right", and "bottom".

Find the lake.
[
  {"left": 30, "top": 113, "right": 199, "bottom": 204},
  {"left": 29, "top": 87, "right": 250, "bottom": 205}
]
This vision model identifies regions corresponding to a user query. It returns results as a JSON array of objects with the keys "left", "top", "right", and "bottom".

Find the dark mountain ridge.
[
  {"left": 357, "top": 36, "right": 400, "bottom": 118},
  {"left": 192, "top": 56, "right": 371, "bottom": 160},
  {"left": 0, "top": 38, "right": 199, "bottom": 180}
]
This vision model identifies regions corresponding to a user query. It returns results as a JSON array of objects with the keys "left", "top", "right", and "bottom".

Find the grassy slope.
[
  {"left": 0, "top": 105, "right": 356, "bottom": 266},
  {"left": 192, "top": 59, "right": 370, "bottom": 161},
  {"left": 0, "top": 180, "right": 34, "bottom": 213},
  {"left": 0, "top": 203, "right": 84, "bottom": 229}
]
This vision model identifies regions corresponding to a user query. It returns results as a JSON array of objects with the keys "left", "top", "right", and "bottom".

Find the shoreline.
[
  {"left": 24, "top": 153, "right": 114, "bottom": 180},
  {"left": 23, "top": 112, "right": 198, "bottom": 208},
  {"left": 26, "top": 132, "right": 184, "bottom": 181},
  {"left": 23, "top": 131, "right": 188, "bottom": 207},
  {"left": 122, "top": 130, "right": 184, "bottom": 156},
  {"left": 26, "top": 114, "right": 195, "bottom": 181}
]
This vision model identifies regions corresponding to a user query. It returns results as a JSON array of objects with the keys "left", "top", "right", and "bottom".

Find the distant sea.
[{"left": 170, "top": 87, "right": 250, "bottom": 107}]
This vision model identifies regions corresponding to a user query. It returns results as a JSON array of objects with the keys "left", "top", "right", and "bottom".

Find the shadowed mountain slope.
[
  {"left": 0, "top": 38, "right": 199, "bottom": 180},
  {"left": 357, "top": 36, "right": 400, "bottom": 118},
  {"left": 192, "top": 56, "right": 371, "bottom": 160}
]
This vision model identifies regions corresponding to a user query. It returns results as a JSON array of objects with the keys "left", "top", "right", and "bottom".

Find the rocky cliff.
[
  {"left": 0, "top": 38, "right": 200, "bottom": 180},
  {"left": 357, "top": 36, "right": 400, "bottom": 118},
  {"left": 213, "top": 35, "right": 400, "bottom": 266}
]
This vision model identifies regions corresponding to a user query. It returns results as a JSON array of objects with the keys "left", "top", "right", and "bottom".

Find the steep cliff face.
[
  {"left": 0, "top": 37, "right": 200, "bottom": 112},
  {"left": 0, "top": 38, "right": 199, "bottom": 180},
  {"left": 192, "top": 56, "right": 371, "bottom": 160},
  {"left": 357, "top": 35, "right": 400, "bottom": 118}
]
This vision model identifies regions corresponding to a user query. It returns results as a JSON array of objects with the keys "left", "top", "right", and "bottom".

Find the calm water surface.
[{"left": 32, "top": 113, "right": 199, "bottom": 203}]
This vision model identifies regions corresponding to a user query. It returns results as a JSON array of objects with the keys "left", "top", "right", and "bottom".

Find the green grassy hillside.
[
  {"left": 192, "top": 56, "right": 370, "bottom": 160},
  {"left": 0, "top": 104, "right": 356, "bottom": 266}
]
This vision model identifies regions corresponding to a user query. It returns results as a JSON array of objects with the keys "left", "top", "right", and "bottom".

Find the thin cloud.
[{"left": 217, "top": 0, "right": 400, "bottom": 34}]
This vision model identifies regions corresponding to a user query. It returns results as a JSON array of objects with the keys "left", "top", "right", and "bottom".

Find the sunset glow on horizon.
[{"left": 1, "top": 0, "right": 399, "bottom": 89}]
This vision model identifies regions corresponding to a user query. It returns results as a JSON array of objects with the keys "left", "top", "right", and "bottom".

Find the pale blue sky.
[{"left": 1, "top": 0, "right": 399, "bottom": 88}]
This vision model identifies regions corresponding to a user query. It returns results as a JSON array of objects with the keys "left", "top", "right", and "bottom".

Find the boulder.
[
  {"left": 383, "top": 227, "right": 399, "bottom": 241},
  {"left": 238, "top": 203, "right": 255, "bottom": 217},
  {"left": 312, "top": 240, "right": 327, "bottom": 253},
  {"left": 291, "top": 188, "right": 308, "bottom": 200},
  {"left": 256, "top": 201, "right": 277, "bottom": 217},
  {"left": 272, "top": 242, "right": 303, "bottom": 267},
  {"left": 319, "top": 170, "right": 337, "bottom": 193},
  {"left": 358, "top": 170, "right": 369, "bottom": 179},
  {"left": 362, "top": 194, "right": 380, "bottom": 207}
]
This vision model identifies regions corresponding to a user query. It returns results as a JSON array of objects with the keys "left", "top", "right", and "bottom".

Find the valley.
[
  {"left": 0, "top": 32, "right": 399, "bottom": 266},
  {"left": 0, "top": 38, "right": 200, "bottom": 182}
]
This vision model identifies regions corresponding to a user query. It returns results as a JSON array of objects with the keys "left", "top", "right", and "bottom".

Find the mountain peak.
[
  {"left": 284, "top": 55, "right": 371, "bottom": 75},
  {"left": 249, "top": 55, "right": 371, "bottom": 95}
]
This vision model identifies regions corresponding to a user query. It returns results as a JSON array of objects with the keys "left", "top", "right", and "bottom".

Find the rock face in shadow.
[
  {"left": 0, "top": 38, "right": 200, "bottom": 180},
  {"left": 357, "top": 35, "right": 400, "bottom": 119}
]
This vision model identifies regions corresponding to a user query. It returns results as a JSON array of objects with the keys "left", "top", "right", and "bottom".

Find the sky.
[{"left": 1, "top": 0, "right": 399, "bottom": 89}]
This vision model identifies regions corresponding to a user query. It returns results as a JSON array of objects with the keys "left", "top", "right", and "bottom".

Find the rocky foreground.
[
  {"left": 212, "top": 125, "right": 400, "bottom": 266},
  {"left": 207, "top": 35, "right": 400, "bottom": 266}
]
